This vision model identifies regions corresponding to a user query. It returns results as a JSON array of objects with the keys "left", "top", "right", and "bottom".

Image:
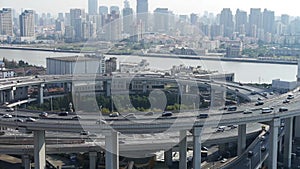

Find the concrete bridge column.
[
  {"left": 268, "top": 118, "right": 280, "bottom": 169},
  {"left": 284, "top": 117, "right": 293, "bottom": 168},
  {"left": 105, "top": 131, "right": 119, "bottom": 169},
  {"left": 34, "top": 130, "right": 46, "bottom": 169},
  {"left": 193, "top": 127, "right": 202, "bottom": 169},
  {"left": 10, "top": 87, "right": 16, "bottom": 101},
  {"left": 38, "top": 84, "right": 45, "bottom": 105},
  {"left": 142, "top": 81, "right": 147, "bottom": 93},
  {"left": 89, "top": 152, "right": 97, "bottom": 169},
  {"left": 237, "top": 124, "right": 246, "bottom": 156},
  {"left": 22, "top": 154, "right": 31, "bottom": 169},
  {"left": 179, "top": 130, "right": 187, "bottom": 169},
  {"left": 104, "top": 81, "right": 112, "bottom": 97},
  {"left": 0, "top": 91, "right": 4, "bottom": 103},
  {"left": 164, "top": 149, "right": 173, "bottom": 167}
]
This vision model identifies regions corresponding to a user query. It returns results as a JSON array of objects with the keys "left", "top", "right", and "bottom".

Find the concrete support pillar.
[
  {"left": 34, "top": 130, "right": 46, "bottom": 169},
  {"left": 89, "top": 152, "right": 97, "bottom": 169},
  {"left": 0, "top": 91, "right": 4, "bottom": 103},
  {"left": 105, "top": 131, "right": 119, "bottom": 169},
  {"left": 38, "top": 84, "right": 45, "bottom": 105},
  {"left": 22, "top": 154, "right": 31, "bottom": 169},
  {"left": 105, "top": 81, "right": 111, "bottom": 97},
  {"left": 193, "top": 127, "right": 202, "bottom": 169},
  {"left": 164, "top": 149, "right": 173, "bottom": 167},
  {"left": 142, "top": 81, "right": 147, "bottom": 93},
  {"left": 268, "top": 118, "right": 280, "bottom": 169},
  {"left": 279, "top": 137, "right": 283, "bottom": 153},
  {"left": 284, "top": 117, "right": 293, "bottom": 168},
  {"left": 179, "top": 130, "right": 187, "bottom": 169},
  {"left": 237, "top": 124, "right": 247, "bottom": 156},
  {"left": 10, "top": 87, "right": 16, "bottom": 101}
]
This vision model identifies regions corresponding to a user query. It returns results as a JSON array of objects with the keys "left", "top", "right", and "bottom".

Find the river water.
[{"left": 0, "top": 48, "right": 297, "bottom": 84}]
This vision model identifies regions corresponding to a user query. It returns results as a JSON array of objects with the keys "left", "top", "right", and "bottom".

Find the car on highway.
[
  {"left": 2, "top": 114, "right": 12, "bottom": 118},
  {"left": 201, "top": 146, "right": 208, "bottom": 151},
  {"left": 162, "top": 111, "right": 173, "bottom": 117},
  {"left": 255, "top": 101, "right": 264, "bottom": 106},
  {"left": 227, "top": 106, "right": 237, "bottom": 111},
  {"left": 109, "top": 112, "right": 119, "bottom": 117},
  {"left": 216, "top": 126, "right": 226, "bottom": 132},
  {"left": 248, "top": 151, "right": 254, "bottom": 157},
  {"left": 71, "top": 115, "right": 81, "bottom": 120},
  {"left": 25, "top": 117, "right": 37, "bottom": 122},
  {"left": 58, "top": 112, "right": 69, "bottom": 116},
  {"left": 261, "top": 146, "right": 266, "bottom": 152},
  {"left": 221, "top": 158, "right": 228, "bottom": 163},
  {"left": 80, "top": 131, "right": 90, "bottom": 135},
  {"left": 228, "top": 125, "right": 238, "bottom": 129},
  {"left": 283, "top": 99, "right": 290, "bottom": 104},
  {"left": 39, "top": 112, "right": 48, "bottom": 118},
  {"left": 14, "top": 118, "right": 24, "bottom": 123},
  {"left": 279, "top": 107, "right": 288, "bottom": 112},
  {"left": 198, "top": 113, "right": 209, "bottom": 119},
  {"left": 262, "top": 107, "right": 272, "bottom": 114},
  {"left": 5, "top": 108, "right": 14, "bottom": 112},
  {"left": 243, "top": 110, "right": 253, "bottom": 114},
  {"left": 287, "top": 94, "right": 294, "bottom": 99}
]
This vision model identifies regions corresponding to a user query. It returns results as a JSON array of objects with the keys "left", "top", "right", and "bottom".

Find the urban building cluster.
[
  {"left": 1, "top": 1, "right": 300, "bottom": 58},
  {"left": 0, "top": 1, "right": 297, "bottom": 43}
]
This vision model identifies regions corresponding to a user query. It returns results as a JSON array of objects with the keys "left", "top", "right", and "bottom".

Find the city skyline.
[{"left": 0, "top": 0, "right": 299, "bottom": 16}]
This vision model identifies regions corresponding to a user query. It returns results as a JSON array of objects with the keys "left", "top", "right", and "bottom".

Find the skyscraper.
[
  {"left": 122, "top": 0, "right": 134, "bottom": 34},
  {"left": 70, "top": 9, "right": 85, "bottom": 40},
  {"left": 248, "top": 8, "right": 262, "bottom": 37},
  {"left": 136, "top": 0, "right": 148, "bottom": 31},
  {"left": 19, "top": 10, "right": 35, "bottom": 37},
  {"left": 235, "top": 9, "right": 247, "bottom": 34},
  {"left": 0, "top": 8, "right": 13, "bottom": 36},
  {"left": 153, "top": 8, "right": 169, "bottom": 33},
  {"left": 220, "top": 8, "right": 234, "bottom": 37},
  {"left": 99, "top": 6, "right": 108, "bottom": 15},
  {"left": 110, "top": 6, "right": 120, "bottom": 15},
  {"left": 263, "top": 9, "right": 275, "bottom": 34},
  {"left": 281, "top": 14, "right": 290, "bottom": 25},
  {"left": 88, "top": 0, "right": 98, "bottom": 15}
]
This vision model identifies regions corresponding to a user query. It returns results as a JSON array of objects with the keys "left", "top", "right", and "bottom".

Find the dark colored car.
[{"left": 162, "top": 111, "right": 173, "bottom": 117}]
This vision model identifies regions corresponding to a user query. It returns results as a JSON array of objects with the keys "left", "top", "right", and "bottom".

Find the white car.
[{"left": 2, "top": 114, "right": 12, "bottom": 118}]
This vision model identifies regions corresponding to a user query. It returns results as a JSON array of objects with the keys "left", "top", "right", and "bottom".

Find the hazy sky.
[{"left": 0, "top": 0, "right": 299, "bottom": 16}]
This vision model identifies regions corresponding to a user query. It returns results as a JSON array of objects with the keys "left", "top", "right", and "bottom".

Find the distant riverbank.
[
  {"left": 0, "top": 46, "right": 298, "bottom": 65},
  {"left": 0, "top": 46, "right": 82, "bottom": 53}
]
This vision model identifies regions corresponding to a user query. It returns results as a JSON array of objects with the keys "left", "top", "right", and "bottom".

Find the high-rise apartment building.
[
  {"left": 0, "top": 8, "right": 13, "bottom": 36},
  {"left": 190, "top": 13, "right": 198, "bottom": 25},
  {"left": 220, "top": 8, "right": 234, "bottom": 37},
  {"left": 70, "top": 9, "right": 85, "bottom": 40},
  {"left": 99, "top": 6, "right": 109, "bottom": 15},
  {"left": 19, "top": 10, "right": 35, "bottom": 37},
  {"left": 248, "top": 8, "right": 262, "bottom": 37},
  {"left": 110, "top": 6, "right": 120, "bottom": 15},
  {"left": 136, "top": 0, "right": 148, "bottom": 31},
  {"left": 235, "top": 9, "right": 247, "bottom": 34},
  {"left": 153, "top": 8, "right": 169, "bottom": 33},
  {"left": 122, "top": 0, "right": 134, "bottom": 34},
  {"left": 281, "top": 14, "right": 289, "bottom": 25},
  {"left": 88, "top": 0, "right": 98, "bottom": 15},
  {"left": 263, "top": 9, "right": 275, "bottom": 34}
]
